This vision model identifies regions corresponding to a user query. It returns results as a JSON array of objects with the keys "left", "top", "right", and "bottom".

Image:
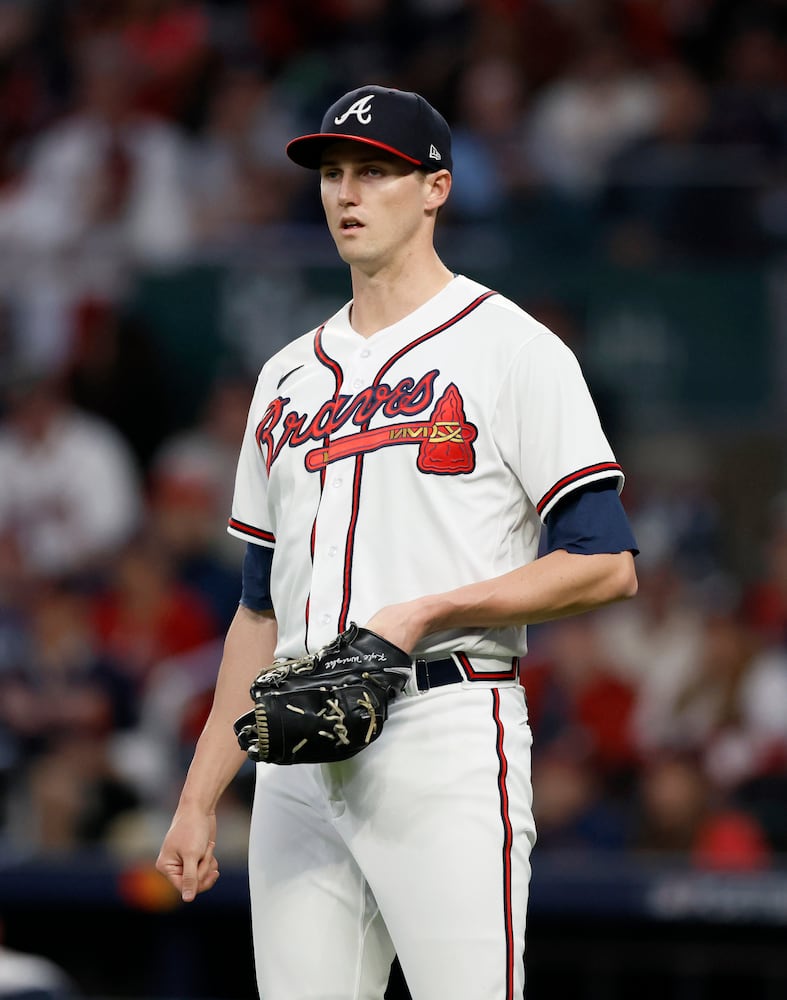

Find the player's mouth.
[{"left": 340, "top": 217, "right": 363, "bottom": 231}]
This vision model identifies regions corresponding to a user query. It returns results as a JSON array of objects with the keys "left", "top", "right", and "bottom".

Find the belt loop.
[{"left": 414, "top": 659, "right": 429, "bottom": 693}]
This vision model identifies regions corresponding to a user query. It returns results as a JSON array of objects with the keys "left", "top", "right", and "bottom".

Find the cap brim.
[{"left": 286, "top": 132, "right": 423, "bottom": 169}]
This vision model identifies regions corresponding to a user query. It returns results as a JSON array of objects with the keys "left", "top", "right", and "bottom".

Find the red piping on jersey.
[
  {"left": 492, "top": 689, "right": 517, "bottom": 1000},
  {"left": 457, "top": 652, "right": 519, "bottom": 682},
  {"left": 373, "top": 290, "right": 497, "bottom": 386},
  {"left": 227, "top": 517, "right": 275, "bottom": 544},
  {"left": 338, "top": 455, "right": 364, "bottom": 632},
  {"left": 335, "top": 290, "right": 498, "bottom": 630},
  {"left": 536, "top": 462, "right": 622, "bottom": 517},
  {"left": 314, "top": 323, "right": 341, "bottom": 384}
]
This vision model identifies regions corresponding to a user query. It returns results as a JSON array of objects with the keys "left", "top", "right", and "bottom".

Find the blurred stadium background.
[{"left": 0, "top": 1, "right": 786, "bottom": 998}]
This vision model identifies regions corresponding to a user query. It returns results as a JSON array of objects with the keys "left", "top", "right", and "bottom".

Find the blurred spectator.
[
  {"left": 0, "top": 605, "right": 31, "bottom": 842},
  {"left": 621, "top": 444, "right": 724, "bottom": 582},
  {"left": 446, "top": 54, "right": 533, "bottom": 222},
  {"left": 242, "top": 0, "right": 419, "bottom": 103},
  {"left": 531, "top": 746, "right": 629, "bottom": 853},
  {"left": 318, "top": 0, "right": 412, "bottom": 93},
  {"left": 524, "top": 27, "right": 660, "bottom": 198},
  {"left": 64, "top": 299, "right": 173, "bottom": 468},
  {"left": 635, "top": 607, "right": 787, "bottom": 791},
  {"left": 108, "top": 636, "right": 253, "bottom": 861},
  {"left": 0, "top": 581, "right": 141, "bottom": 854},
  {"left": 133, "top": 638, "right": 225, "bottom": 789},
  {"left": 0, "top": 1, "right": 54, "bottom": 190},
  {"left": 21, "top": 730, "right": 142, "bottom": 853},
  {"left": 104, "top": 634, "right": 255, "bottom": 862},
  {"left": 615, "top": 0, "right": 682, "bottom": 66},
  {"left": 186, "top": 59, "right": 304, "bottom": 244},
  {"left": 0, "top": 579, "right": 138, "bottom": 743},
  {"left": 603, "top": 38, "right": 781, "bottom": 261},
  {"left": 692, "top": 807, "right": 775, "bottom": 872},
  {"left": 523, "top": 616, "right": 639, "bottom": 785},
  {"left": 601, "top": 61, "right": 716, "bottom": 262},
  {"left": 149, "top": 480, "right": 241, "bottom": 630},
  {"left": 148, "top": 370, "right": 253, "bottom": 571},
  {"left": 697, "top": 18, "right": 786, "bottom": 255},
  {"left": 465, "top": 0, "right": 578, "bottom": 92},
  {"left": 633, "top": 753, "right": 772, "bottom": 869},
  {"left": 704, "top": 20, "right": 786, "bottom": 159},
  {"left": 145, "top": 462, "right": 242, "bottom": 634},
  {"left": 0, "top": 32, "right": 194, "bottom": 375},
  {"left": 596, "top": 561, "right": 707, "bottom": 758},
  {"left": 120, "top": 0, "right": 212, "bottom": 122},
  {"left": 0, "top": 370, "right": 143, "bottom": 584},
  {"left": 704, "top": 622, "right": 787, "bottom": 791},
  {"left": 88, "top": 532, "right": 220, "bottom": 695},
  {"left": 740, "top": 492, "right": 787, "bottom": 646}
]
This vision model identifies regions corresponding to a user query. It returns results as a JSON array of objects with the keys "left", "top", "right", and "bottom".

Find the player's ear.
[{"left": 424, "top": 169, "right": 451, "bottom": 212}]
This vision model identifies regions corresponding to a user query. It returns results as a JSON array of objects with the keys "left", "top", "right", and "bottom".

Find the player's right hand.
[
  {"left": 156, "top": 811, "right": 220, "bottom": 902},
  {"left": 364, "top": 600, "right": 427, "bottom": 655}
]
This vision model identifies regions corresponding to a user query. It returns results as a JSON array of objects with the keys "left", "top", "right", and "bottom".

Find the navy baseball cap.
[{"left": 286, "top": 85, "right": 452, "bottom": 173}]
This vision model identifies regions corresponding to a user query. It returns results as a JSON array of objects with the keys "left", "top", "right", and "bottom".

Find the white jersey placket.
[{"left": 307, "top": 340, "right": 377, "bottom": 646}]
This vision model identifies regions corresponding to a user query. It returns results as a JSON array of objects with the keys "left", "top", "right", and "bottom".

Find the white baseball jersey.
[
  {"left": 229, "top": 274, "right": 622, "bottom": 661},
  {"left": 231, "top": 273, "right": 625, "bottom": 1000}
]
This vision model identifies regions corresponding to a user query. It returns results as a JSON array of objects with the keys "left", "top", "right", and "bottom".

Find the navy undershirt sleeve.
[
  {"left": 545, "top": 480, "right": 639, "bottom": 556},
  {"left": 240, "top": 542, "right": 275, "bottom": 611}
]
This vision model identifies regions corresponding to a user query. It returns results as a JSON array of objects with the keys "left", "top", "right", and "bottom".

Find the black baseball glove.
[{"left": 233, "top": 623, "right": 411, "bottom": 765}]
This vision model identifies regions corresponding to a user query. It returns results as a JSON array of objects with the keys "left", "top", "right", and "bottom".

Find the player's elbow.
[{"left": 608, "top": 550, "right": 638, "bottom": 602}]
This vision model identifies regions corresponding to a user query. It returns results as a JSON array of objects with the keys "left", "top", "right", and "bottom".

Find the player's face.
[{"left": 319, "top": 142, "right": 438, "bottom": 272}]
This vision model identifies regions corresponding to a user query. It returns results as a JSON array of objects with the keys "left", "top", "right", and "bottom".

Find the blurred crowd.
[{"left": 0, "top": 0, "right": 786, "bottom": 872}]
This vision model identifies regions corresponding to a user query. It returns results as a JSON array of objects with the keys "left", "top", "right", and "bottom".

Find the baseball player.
[{"left": 156, "top": 85, "right": 639, "bottom": 999}]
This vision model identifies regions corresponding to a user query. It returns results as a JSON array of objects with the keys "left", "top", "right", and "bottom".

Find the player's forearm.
[
  {"left": 368, "top": 550, "right": 637, "bottom": 651},
  {"left": 177, "top": 605, "right": 278, "bottom": 813},
  {"left": 422, "top": 550, "right": 637, "bottom": 631}
]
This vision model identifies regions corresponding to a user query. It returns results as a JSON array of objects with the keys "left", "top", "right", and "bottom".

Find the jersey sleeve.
[
  {"left": 545, "top": 481, "right": 639, "bottom": 555},
  {"left": 227, "top": 372, "right": 276, "bottom": 548},
  {"left": 240, "top": 541, "right": 275, "bottom": 610},
  {"left": 499, "top": 331, "right": 623, "bottom": 521}
]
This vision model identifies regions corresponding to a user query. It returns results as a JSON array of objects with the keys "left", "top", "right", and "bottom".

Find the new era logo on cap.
[{"left": 286, "top": 85, "right": 453, "bottom": 173}]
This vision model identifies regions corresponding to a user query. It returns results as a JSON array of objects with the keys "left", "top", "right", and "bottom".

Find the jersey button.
[
  {"left": 352, "top": 378, "right": 363, "bottom": 389},
  {"left": 328, "top": 546, "right": 337, "bottom": 557},
  {"left": 360, "top": 348, "right": 370, "bottom": 358},
  {"left": 332, "top": 478, "right": 342, "bottom": 488}
]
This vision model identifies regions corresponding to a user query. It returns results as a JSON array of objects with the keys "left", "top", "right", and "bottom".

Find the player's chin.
[{"left": 333, "top": 239, "right": 374, "bottom": 267}]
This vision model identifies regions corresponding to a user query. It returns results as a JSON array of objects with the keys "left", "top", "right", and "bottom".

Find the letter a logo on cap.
[{"left": 334, "top": 95, "right": 375, "bottom": 126}]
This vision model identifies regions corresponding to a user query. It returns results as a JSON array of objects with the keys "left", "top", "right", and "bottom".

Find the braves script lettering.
[{"left": 256, "top": 371, "right": 440, "bottom": 471}]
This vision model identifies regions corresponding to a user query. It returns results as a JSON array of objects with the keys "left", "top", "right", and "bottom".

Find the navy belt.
[{"left": 414, "top": 656, "right": 464, "bottom": 692}]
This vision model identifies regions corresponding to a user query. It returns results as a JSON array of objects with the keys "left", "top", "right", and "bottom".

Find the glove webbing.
[{"left": 254, "top": 684, "right": 381, "bottom": 759}]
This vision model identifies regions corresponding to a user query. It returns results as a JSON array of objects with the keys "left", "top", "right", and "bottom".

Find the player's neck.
[{"left": 348, "top": 254, "right": 454, "bottom": 338}]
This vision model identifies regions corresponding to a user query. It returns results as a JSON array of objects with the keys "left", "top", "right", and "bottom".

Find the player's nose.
[{"left": 337, "top": 173, "right": 360, "bottom": 206}]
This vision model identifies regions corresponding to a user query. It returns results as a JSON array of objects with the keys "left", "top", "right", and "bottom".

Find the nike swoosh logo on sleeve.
[{"left": 277, "top": 365, "right": 304, "bottom": 390}]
